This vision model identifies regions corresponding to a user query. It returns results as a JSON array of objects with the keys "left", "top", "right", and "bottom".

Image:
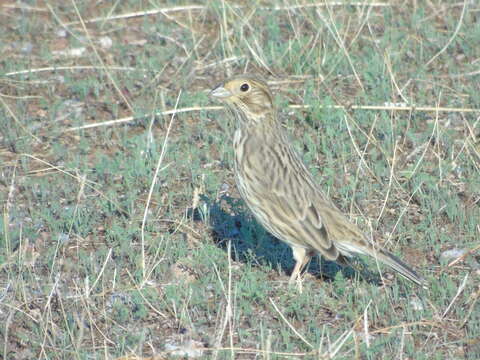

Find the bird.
[{"left": 209, "top": 74, "right": 426, "bottom": 288}]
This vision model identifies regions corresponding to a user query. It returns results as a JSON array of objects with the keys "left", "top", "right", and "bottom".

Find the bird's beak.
[{"left": 209, "top": 85, "right": 232, "bottom": 99}]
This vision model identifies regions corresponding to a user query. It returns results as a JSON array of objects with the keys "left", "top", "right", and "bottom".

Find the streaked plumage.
[{"left": 210, "top": 75, "right": 426, "bottom": 288}]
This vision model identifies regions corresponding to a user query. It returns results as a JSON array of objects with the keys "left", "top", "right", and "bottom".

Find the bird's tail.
[
  {"left": 336, "top": 241, "right": 427, "bottom": 288},
  {"left": 372, "top": 248, "right": 427, "bottom": 288}
]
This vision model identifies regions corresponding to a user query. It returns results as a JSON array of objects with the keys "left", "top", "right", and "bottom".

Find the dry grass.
[{"left": 1, "top": 1, "right": 479, "bottom": 359}]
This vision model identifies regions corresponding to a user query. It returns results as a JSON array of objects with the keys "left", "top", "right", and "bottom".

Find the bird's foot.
[{"left": 288, "top": 274, "right": 304, "bottom": 293}]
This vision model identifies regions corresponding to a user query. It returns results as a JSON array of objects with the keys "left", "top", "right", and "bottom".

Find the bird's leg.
[{"left": 289, "top": 247, "right": 312, "bottom": 291}]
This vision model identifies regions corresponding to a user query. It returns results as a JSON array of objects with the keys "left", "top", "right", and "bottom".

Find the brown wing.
[{"left": 259, "top": 141, "right": 342, "bottom": 261}]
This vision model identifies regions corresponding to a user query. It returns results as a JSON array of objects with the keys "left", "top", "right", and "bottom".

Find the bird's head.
[{"left": 210, "top": 75, "right": 275, "bottom": 124}]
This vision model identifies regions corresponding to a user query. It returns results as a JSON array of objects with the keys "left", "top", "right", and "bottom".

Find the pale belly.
[{"left": 233, "top": 131, "right": 302, "bottom": 247}]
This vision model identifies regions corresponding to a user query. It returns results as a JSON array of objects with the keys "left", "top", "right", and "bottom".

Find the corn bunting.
[{"left": 210, "top": 75, "right": 426, "bottom": 288}]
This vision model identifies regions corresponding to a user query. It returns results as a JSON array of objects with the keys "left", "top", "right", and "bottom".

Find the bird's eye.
[{"left": 240, "top": 83, "right": 249, "bottom": 92}]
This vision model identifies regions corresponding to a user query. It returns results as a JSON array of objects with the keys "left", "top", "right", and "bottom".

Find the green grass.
[{"left": 1, "top": 1, "right": 479, "bottom": 359}]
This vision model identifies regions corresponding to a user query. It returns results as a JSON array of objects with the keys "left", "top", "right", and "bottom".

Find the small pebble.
[
  {"left": 52, "top": 47, "right": 86, "bottom": 57},
  {"left": 440, "top": 248, "right": 466, "bottom": 262},
  {"left": 164, "top": 339, "right": 204, "bottom": 358},
  {"left": 56, "top": 29, "right": 67, "bottom": 37},
  {"left": 57, "top": 233, "right": 70, "bottom": 244},
  {"left": 98, "top": 36, "right": 112, "bottom": 49},
  {"left": 409, "top": 297, "right": 424, "bottom": 311},
  {"left": 20, "top": 42, "right": 33, "bottom": 54}
]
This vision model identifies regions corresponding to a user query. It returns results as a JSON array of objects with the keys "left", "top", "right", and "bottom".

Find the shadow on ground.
[{"left": 196, "top": 194, "right": 382, "bottom": 285}]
